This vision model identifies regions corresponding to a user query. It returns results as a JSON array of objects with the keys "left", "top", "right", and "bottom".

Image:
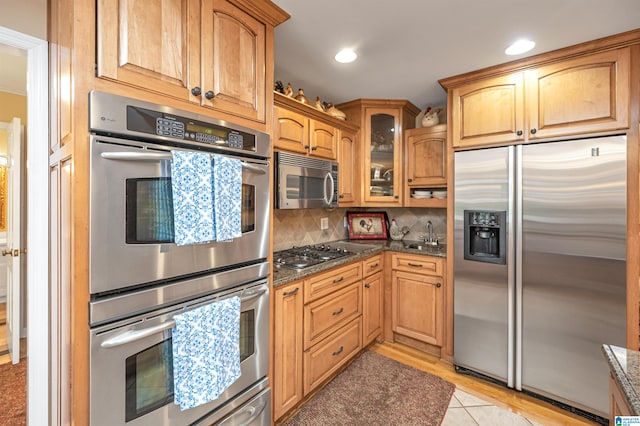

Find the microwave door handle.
[
  {"left": 100, "top": 320, "right": 177, "bottom": 348},
  {"left": 102, "top": 152, "right": 265, "bottom": 174},
  {"left": 323, "top": 172, "right": 335, "bottom": 206}
]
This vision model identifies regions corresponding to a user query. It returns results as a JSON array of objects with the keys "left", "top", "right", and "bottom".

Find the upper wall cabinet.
[
  {"left": 444, "top": 47, "right": 630, "bottom": 149},
  {"left": 337, "top": 99, "right": 420, "bottom": 207},
  {"left": 96, "top": 0, "right": 288, "bottom": 124},
  {"left": 273, "top": 93, "right": 359, "bottom": 163}
]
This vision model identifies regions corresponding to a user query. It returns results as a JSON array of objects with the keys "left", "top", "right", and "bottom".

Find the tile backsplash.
[{"left": 273, "top": 207, "right": 446, "bottom": 251}]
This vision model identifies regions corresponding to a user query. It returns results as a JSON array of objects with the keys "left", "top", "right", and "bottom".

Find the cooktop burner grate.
[{"left": 274, "top": 244, "right": 352, "bottom": 270}]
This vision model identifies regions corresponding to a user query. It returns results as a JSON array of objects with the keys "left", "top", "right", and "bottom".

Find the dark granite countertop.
[
  {"left": 272, "top": 239, "right": 446, "bottom": 287},
  {"left": 602, "top": 344, "right": 640, "bottom": 415}
]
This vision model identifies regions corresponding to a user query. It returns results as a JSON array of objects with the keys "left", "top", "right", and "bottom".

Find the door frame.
[{"left": 0, "top": 26, "right": 49, "bottom": 426}]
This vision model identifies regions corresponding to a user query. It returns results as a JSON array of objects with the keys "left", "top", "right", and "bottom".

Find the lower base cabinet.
[
  {"left": 303, "top": 318, "right": 362, "bottom": 395},
  {"left": 390, "top": 253, "right": 444, "bottom": 347},
  {"left": 274, "top": 255, "right": 385, "bottom": 421},
  {"left": 610, "top": 374, "right": 633, "bottom": 422},
  {"left": 273, "top": 282, "right": 303, "bottom": 420}
]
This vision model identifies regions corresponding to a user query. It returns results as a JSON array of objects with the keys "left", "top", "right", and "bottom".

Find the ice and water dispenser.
[{"left": 463, "top": 210, "right": 506, "bottom": 265}]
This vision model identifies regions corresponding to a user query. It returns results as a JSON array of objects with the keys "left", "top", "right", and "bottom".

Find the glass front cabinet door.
[{"left": 366, "top": 108, "right": 402, "bottom": 204}]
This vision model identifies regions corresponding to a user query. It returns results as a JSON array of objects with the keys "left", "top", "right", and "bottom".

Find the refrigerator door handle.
[
  {"left": 506, "top": 145, "right": 516, "bottom": 389},
  {"left": 514, "top": 144, "right": 523, "bottom": 391}
]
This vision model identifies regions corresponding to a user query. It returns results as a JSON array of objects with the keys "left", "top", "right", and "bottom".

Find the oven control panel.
[{"left": 128, "top": 105, "right": 253, "bottom": 152}]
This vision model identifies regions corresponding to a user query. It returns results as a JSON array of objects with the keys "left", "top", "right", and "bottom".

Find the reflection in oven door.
[
  {"left": 89, "top": 135, "right": 271, "bottom": 295},
  {"left": 89, "top": 280, "right": 269, "bottom": 426}
]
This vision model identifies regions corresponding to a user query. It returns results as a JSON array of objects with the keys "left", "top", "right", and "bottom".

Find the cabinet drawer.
[
  {"left": 305, "top": 262, "right": 362, "bottom": 302},
  {"left": 303, "top": 318, "right": 362, "bottom": 395},
  {"left": 362, "top": 255, "right": 382, "bottom": 277},
  {"left": 304, "top": 282, "right": 362, "bottom": 349},
  {"left": 391, "top": 253, "right": 443, "bottom": 276}
]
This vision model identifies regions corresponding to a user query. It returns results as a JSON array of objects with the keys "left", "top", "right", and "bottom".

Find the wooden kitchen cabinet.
[
  {"left": 273, "top": 95, "right": 353, "bottom": 160},
  {"left": 304, "top": 282, "right": 362, "bottom": 350},
  {"left": 610, "top": 374, "right": 633, "bottom": 421},
  {"left": 391, "top": 253, "right": 444, "bottom": 347},
  {"left": 97, "top": 0, "right": 285, "bottom": 124},
  {"left": 362, "top": 271, "right": 383, "bottom": 346},
  {"left": 337, "top": 99, "right": 420, "bottom": 206},
  {"left": 337, "top": 128, "right": 359, "bottom": 205},
  {"left": 404, "top": 125, "right": 448, "bottom": 208},
  {"left": 273, "top": 281, "right": 304, "bottom": 420},
  {"left": 446, "top": 47, "right": 630, "bottom": 149}
]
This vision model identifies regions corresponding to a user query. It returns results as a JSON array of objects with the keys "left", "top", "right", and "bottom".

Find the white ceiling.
[{"left": 273, "top": 0, "right": 640, "bottom": 111}]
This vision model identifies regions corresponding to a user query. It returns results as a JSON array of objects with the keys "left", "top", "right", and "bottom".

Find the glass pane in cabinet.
[{"left": 370, "top": 113, "right": 395, "bottom": 197}]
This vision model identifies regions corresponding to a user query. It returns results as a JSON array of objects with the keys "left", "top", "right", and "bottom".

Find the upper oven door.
[{"left": 90, "top": 135, "right": 270, "bottom": 295}]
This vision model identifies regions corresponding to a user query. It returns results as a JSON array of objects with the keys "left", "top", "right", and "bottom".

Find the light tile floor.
[{"left": 443, "top": 389, "right": 544, "bottom": 426}]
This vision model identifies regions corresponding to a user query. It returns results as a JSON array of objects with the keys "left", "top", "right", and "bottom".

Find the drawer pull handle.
[
  {"left": 333, "top": 277, "right": 344, "bottom": 284},
  {"left": 332, "top": 346, "right": 344, "bottom": 356},
  {"left": 407, "top": 262, "right": 423, "bottom": 268},
  {"left": 332, "top": 307, "right": 344, "bottom": 316},
  {"left": 436, "top": 283, "right": 442, "bottom": 288},
  {"left": 369, "top": 263, "right": 379, "bottom": 268},
  {"left": 283, "top": 288, "right": 299, "bottom": 296},
  {"left": 364, "top": 283, "right": 371, "bottom": 288}
]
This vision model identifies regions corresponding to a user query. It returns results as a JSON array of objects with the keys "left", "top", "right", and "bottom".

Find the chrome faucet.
[{"left": 424, "top": 220, "right": 438, "bottom": 246}]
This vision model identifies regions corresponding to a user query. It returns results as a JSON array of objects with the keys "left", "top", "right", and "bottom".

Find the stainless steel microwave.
[{"left": 275, "top": 151, "right": 339, "bottom": 209}]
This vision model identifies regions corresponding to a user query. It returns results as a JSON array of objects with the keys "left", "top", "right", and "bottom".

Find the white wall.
[{"left": 0, "top": 0, "right": 47, "bottom": 40}]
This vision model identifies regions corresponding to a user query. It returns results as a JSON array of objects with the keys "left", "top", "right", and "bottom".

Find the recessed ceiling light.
[
  {"left": 505, "top": 39, "right": 535, "bottom": 56},
  {"left": 335, "top": 49, "right": 357, "bottom": 64}
]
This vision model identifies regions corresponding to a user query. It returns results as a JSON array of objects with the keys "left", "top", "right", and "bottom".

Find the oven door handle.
[
  {"left": 100, "top": 288, "right": 268, "bottom": 348},
  {"left": 100, "top": 152, "right": 266, "bottom": 174}
]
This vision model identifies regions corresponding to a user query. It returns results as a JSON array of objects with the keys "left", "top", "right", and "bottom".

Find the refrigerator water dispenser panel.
[{"left": 464, "top": 210, "right": 506, "bottom": 264}]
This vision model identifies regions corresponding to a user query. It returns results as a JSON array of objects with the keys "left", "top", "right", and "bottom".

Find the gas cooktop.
[{"left": 274, "top": 244, "right": 353, "bottom": 270}]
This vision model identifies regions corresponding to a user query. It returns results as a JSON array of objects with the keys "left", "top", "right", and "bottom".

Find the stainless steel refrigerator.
[{"left": 453, "top": 136, "right": 627, "bottom": 420}]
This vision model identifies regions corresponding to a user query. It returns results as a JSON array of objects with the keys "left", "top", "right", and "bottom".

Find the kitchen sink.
[{"left": 403, "top": 241, "right": 444, "bottom": 252}]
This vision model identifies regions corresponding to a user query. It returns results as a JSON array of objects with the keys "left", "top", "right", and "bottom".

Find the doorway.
[{"left": 0, "top": 25, "right": 49, "bottom": 426}]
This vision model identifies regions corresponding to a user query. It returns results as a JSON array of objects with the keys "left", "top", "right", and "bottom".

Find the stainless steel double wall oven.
[{"left": 88, "top": 91, "right": 271, "bottom": 426}]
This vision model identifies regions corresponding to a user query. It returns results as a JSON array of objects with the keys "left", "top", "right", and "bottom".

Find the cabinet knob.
[
  {"left": 204, "top": 90, "right": 215, "bottom": 100},
  {"left": 311, "top": 146, "right": 318, "bottom": 151},
  {"left": 530, "top": 128, "right": 537, "bottom": 134},
  {"left": 436, "top": 283, "right": 442, "bottom": 288},
  {"left": 304, "top": 145, "right": 310, "bottom": 150},
  {"left": 191, "top": 87, "right": 202, "bottom": 97},
  {"left": 394, "top": 195, "right": 399, "bottom": 199},
  {"left": 516, "top": 130, "right": 523, "bottom": 136},
  {"left": 339, "top": 194, "right": 344, "bottom": 199},
  {"left": 408, "top": 178, "right": 413, "bottom": 183},
  {"left": 364, "top": 283, "right": 371, "bottom": 288}
]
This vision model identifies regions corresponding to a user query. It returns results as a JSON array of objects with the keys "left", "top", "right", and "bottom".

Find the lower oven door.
[
  {"left": 89, "top": 280, "right": 269, "bottom": 426},
  {"left": 90, "top": 135, "right": 270, "bottom": 295}
]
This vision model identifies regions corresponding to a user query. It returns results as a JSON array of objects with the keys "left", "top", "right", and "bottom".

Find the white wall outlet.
[{"left": 320, "top": 217, "right": 329, "bottom": 230}]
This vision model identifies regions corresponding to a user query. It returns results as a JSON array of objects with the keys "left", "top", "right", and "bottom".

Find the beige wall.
[
  {"left": 0, "top": 91, "right": 27, "bottom": 156},
  {"left": 0, "top": 0, "right": 47, "bottom": 40}
]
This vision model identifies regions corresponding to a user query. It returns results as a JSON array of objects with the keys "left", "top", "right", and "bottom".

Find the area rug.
[
  {"left": 284, "top": 350, "right": 455, "bottom": 426},
  {"left": 0, "top": 360, "right": 26, "bottom": 426}
]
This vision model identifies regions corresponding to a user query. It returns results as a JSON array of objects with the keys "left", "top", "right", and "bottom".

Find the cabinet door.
[
  {"left": 362, "top": 271, "right": 383, "bottom": 346},
  {"left": 273, "top": 106, "right": 309, "bottom": 154},
  {"left": 406, "top": 128, "right": 447, "bottom": 186},
  {"left": 309, "top": 119, "right": 337, "bottom": 160},
  {"left": 528, "top": 48, "right": 630, "bottom": 140},
  {"left": 96, "top": 0, "right": 194, "bottom": 101},
  {"left": 273, "top": 282, "right": 303, "bottom": 420},
  {"left": 391, "top": 270, "right": 443, "bottom": 346},
  {"left": 338, "top": 129, "right": 359, "bottom": 205},
  {"left": 200, "top": 0, "right": 266, "bottom": 122},
  {"left": 365, "top": 108, "right": 402, "bottom": 205},
  {"left": 451, "top": 73, "right": 525, "bottom": 148}
]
